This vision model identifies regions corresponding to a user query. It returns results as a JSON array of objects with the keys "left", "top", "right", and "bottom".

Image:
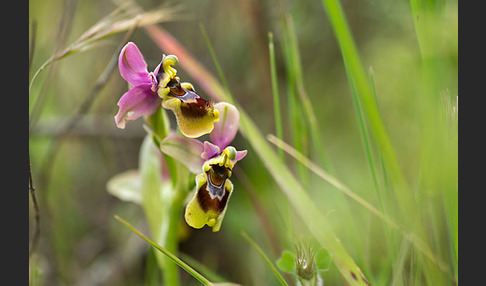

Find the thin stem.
[
  {"left": 280, "top": 18, "right": 307, "bottom": 182},
  {"left": 29, "top": 154, "right": 40, "bottom": 259},
  {"left": 161, "top": 162, "right": 189, "bottom": 286},
  {"left": 199, "top": 23, "right": 232, "bottom": 98},
  {"left": 268, "top": 32, "right": 284, "bottom": 162},
  {"left": 345, "top": 62, "right": 384, "bottom": 212},
  {"left": 144, "top": 108, "right": 186, "bottom": 286},
  {"left": 29, "top": 20, "right": 37, "bottom": 75},
  {"left": 159, "top": 204, "right": 183, "bottom": 286},
  {"left": 282, "top": 14, "right": 332, "bottom": 173},
  {"left": 114, "top": 215, "right": 215, "bottom": 286},
  {"left": 145, "top": 107, "right": 179, "bottom": 187}
]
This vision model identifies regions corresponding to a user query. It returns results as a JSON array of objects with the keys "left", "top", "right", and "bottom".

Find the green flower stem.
[
  {"left": 139, "top": 133, "right": 179, "bottom": 286},
  {"left": 145, "top": 107, "right": 179, "bottom": 186},
  {"left": 146, "top": 106, "right": 170, "bottom": 140},
  {"left": 144, "top": 107, "right": 189, "bottom": 286},
  {"left": 159, "top": 162, "right": 190, "bottom": 286},
  {"left": 115, "top": 215, "right": 215, "bottom": 286}
]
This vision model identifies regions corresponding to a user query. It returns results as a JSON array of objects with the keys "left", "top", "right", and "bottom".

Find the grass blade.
[
  {"left": 281, "top": 14, "right": 332, "bottom": 173},
  {"left": 266, "top": 134, "right": 450, "bottom": 274},
  {"left": 268, "top": 32, "right": 284, "bottom": 162},
  {"left": 318, "top": 0, "right": 413, "bottom": 215},
  {"left": 199, "top": 23, "right": 232, "bottom": 98},
  {"left": 179, "top": 253, "right": 229, "bottom": 283},
  {"left": 279, "top": 15, "right": 309, "bottom": 183},
  {"left": 240, "top": 232, "right": 289, "bottom": 286},
  {"left": 267, "top": 134, "right": 398, "bottom": 229},
  {"left": 114, "top": 215, "right": 215, "bottom": 286},
  {"left": 346, "top": 64, "right": 384, "bottom": 212},
  {"left": 314, "top": 4, "right": 450, "bottom": 283}
]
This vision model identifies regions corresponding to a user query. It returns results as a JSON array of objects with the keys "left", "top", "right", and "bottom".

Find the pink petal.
[
  {"left": 210, "top": 102, "right": 240, "bottom": 150},
  {"left": 234, "top": 150, "right": 247, "bottom": 162},
  {"left": 114, "top": 84, "right": 162, "bottom": 129},
  {"left": 201, "top": 141, "right": 221, "bottom": 160},
  {"left": 118, "top": 42, "right": 151, "bottom": 86}
]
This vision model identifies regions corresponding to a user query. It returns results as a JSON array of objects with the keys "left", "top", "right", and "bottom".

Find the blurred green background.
[{"left": 29, "top": 0, "right": 457, "bottom": 285}]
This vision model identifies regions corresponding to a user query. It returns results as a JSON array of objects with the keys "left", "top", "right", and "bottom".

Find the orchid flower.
[
  {"left": 156, "top": 57, "right": 220, "bottom": 138},
  {"left": 160, "top": 102, "right": 247, "bottom": 232},
  {"left": 115, "top": 42, "right": 220, "bottom": 138}
]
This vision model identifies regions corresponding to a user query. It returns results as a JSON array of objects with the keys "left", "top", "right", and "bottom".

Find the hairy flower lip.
[
  {"left": 157, "top": 65, "right": 219, "bottom": 138},
  {"left": 184, "top": 172, "right": 234, "bottom": 232},
  {"left": 197, "top": 181, "right": 230, "bottom": 213},
  {"left": 179, "top": 98, "right": 214, "bottom": 119}
]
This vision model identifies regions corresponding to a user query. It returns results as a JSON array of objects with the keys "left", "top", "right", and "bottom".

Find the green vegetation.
[{"left": 29, "top": 0, "right": 457, "bottom": 285}]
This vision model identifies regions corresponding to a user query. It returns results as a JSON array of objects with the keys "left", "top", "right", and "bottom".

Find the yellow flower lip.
[
  {"left": 157, "top": 65, "right": 220, "bottom": 138},
  {"left": 184, "top": 173, "right": 234, "bottom": 232},
  {"left": 183, "top": 145, "right": 242, "bottom": 232},
  {"left": 155, "top": 54, "right": 222, "bottom": 138}
]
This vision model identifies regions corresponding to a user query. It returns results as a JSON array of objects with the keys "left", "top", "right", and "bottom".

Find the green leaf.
[
  {"left": 315, "top": 248, "right": 332, "bottom": 271},
  {"left": 276, "top": 250, "right": 296, "bottom": 273},
  {"left": 139, "top": 134, "right": 182, "bottom": 285},
  {"left": 106, "top": 170, "right": 142, "bottom": 204},
  {"left": 139, "top": 135, "right": 164, "bottom": 237}
]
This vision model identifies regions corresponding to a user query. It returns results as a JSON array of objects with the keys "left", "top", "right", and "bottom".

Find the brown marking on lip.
[
  {"left": 162, "top": 76, "right": 213, "bottom": 118},
  {"left": 180, "top": 98, "right": 213, "bottom": 118},
  {"left": 197, "top": 182, "right": 230, "bottom": 213}
]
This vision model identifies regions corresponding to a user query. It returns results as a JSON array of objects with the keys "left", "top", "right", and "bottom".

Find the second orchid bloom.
[{"left": 161, "top": 102, "right": 247, "bottom": 232}]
